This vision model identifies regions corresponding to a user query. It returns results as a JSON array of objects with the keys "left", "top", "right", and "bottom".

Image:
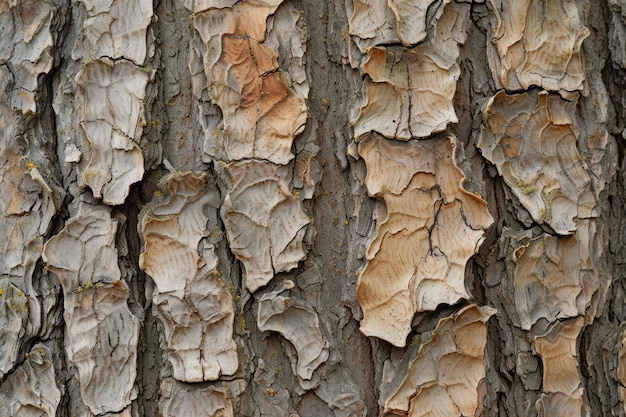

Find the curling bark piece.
[
  {"left": 487, "top": 0, "right": 589, "bottom": 96},
  {"left": 356, "top": 134, "right": 493, "bottom": 347},
  {"left": 352, "top": 1, "right": 469, "bottom": 140},
  {"left": 383, "top": 304, "right": 496, "bottom": 416},
  {"left": 479, "top": 90, "right": 595, "bottom": 235},
  {"left": 139, "top": 172, "right": 238, "bottom": 382},
  {"left": 256, "top": 280, "right": 329, "bottom": 381},
  {"left": 223, "top": 160, "right": 310, "bottom": 293},
  {"left": 191, "top": 0, "right": 307, "bottom": 164}
]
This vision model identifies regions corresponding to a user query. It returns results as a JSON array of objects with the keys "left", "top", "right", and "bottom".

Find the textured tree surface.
[{"left": 1, "top": 1, "right": 626, "bottom": 416}]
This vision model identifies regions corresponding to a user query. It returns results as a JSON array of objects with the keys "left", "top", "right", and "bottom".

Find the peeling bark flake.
[
  {"left": 512, "top": 230, "right": 598, "bottom": 330},
  {"left": 224, "top": 160, "right": 310, "bottom": 292},
  {"left": 158, "top": 378, "right": 234, "bottom": 417},
  {"left": 192, "top": 0, "right": 306, "bottom": 164},
  {"left": 257, "top": 281, "right": 329, "bottom": 381},
  {"left": 75, "top": 0, "right": 153, "bottom": 65},
  {"left": 383, "top": 304, "right": 495, "bottom": 416},
  {"left": 352, "top": 2, "right": 469, "bottom": 140},
  {"left": 0, "top": 0, "right": 55, "bottom": 114},
  {"left": 479, "top": 90, "right": 594, "bottom": 235},
  {"left": 356, "top": 134, "right": 493, "bottom": 347},
  {"left": 75, "top": 58, "right": 149, "bottom": 205},
  {"left": 534, "top": 317, "right": 587, "bottom": 416},
  {"left": 0, "top": 344, "right": 61, "bottom": 417},
  {"left": 139, "top": 172, "right": 238, "bottom": 383},
  {"left": 488, "top": 0, "right": 589, "bottom": 95}
]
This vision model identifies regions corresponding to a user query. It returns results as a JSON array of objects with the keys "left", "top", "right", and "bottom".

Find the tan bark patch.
[
  {"left": 193, "top": 0, "right": 306, "bottom": 164},
  {"left": 534, "top": 317, "right": 587, "bottom": 416},
  {"left": 479, "top": 90, "right": 594, "bottom": 235},
  {"left": 383, "top": 304, "right": 495, "bottom": 416},
  {"left": 352, "top": 2, "right": 468, "bottom": 140},
  {"left": 76, "top": 0, "right": 153, "bottom": 65},
  {"left": 356, "top": 134, "right": 493, "bottom": 347},
  {"left": 488, "top": 0, "right": 589, "bottom": 95},
  {"left": 224, "top": 160, "right": 310, "bottom": 292},
  {"left": 75, "top": 58, "right": 149, "bottom": 205},
  {"left": 0, "top": 0, "right": 55, "bottom": 114},
  {"left": 0, "top": 344, "right": 61, "bottom": 417},
  {"left": 512, "top": 231, "right": 598, "bottom": 330},
  {"left": 43, "top": 203, "right": 139, "bottom": 415},
  {"left": 257, "top": 281, "right": 329, "bottom": 380},
  {"left": 159, "top": 378, "right": 234, "bottom": 417}
]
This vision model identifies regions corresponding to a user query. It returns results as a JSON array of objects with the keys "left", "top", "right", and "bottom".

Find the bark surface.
[{"left": 1, "top": 1, "right": 626, "bottom": 416}]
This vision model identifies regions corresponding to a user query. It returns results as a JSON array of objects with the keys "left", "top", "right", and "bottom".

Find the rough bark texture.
[{"left": 1, "top": 0, "right": 626, "bottom": 416}]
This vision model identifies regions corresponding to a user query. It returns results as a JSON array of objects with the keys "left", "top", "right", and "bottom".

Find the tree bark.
[{"left": 1, "top": 0, "right": 625, "bottom": 416}]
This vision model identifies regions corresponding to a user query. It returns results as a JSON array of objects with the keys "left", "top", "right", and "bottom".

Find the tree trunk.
[{"left": 1, "top": 0, "right": 625, "bottom": 416}]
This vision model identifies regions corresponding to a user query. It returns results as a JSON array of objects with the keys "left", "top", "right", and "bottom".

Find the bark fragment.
[
  {"left": 383, "top": 304, "right": 495, "bottom": 416},
  {"left": 158, "top": 378, "right": 234, "bottom": 417},
  {"left": 512, "top": 230, "right": 598, "bottom": 330},
  {"left": 0, "top": 146, "right": 56, "bottom": 377},
  {"left": 74, "top": 0, "right": 153, "bottom": 65},
  {"left": 63, "top": 280, "right": 140, "bottom": 415},
  {"left": 348, "top": 0, "right": 446, "bottom": 49},
  {"left": 352, "top": 2, "right": 469, "bottom": 140},
  {"left": 224, "top": 160, "right": 309, "bottom": 292},
  {"left": 257, "top": 281, "right": 329, "bottom": 381},
  {"left": 534, "top": 317, "right": 587, "bottom": 416},
  {"left": 43, "top": 203, "right": 139, "bottom": 415},
  {"left": 191, "top": 1, "right": 310, "bottom": 295},
  {"left": 487, "top": 0, "right": 589, "bottom": 95},
  {"left": 479, "top": 90, "right": 594, "bottom": 235},
  {"left": 0, "top": 344, "right": 61, "bottom": 417},
  {"left": 0, "top": 0, "right": 55, "bottom": 114},
  {"left": 387, "top": 0, "right": 442, "bottom": 46},
  {"left": 348, "top": 0, "right": 399, "bottom": 52},
  {"left": 192, "top": 0, "right": 306, "bottom": 164},
  {"left": 0, "top": 279, "right": 29, "bottom": 379},
  {"left": 356, "top": 134, "right": 493, "bottom": 347},
  {"left": 75, "top": 58, "right": 149, "bottom": 205},
  {"left": 139, "top": 172, "right": 238, "bottom": 382}
]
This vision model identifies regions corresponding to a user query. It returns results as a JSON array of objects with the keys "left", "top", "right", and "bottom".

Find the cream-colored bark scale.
[
  {"left": 75, "top": 0, "right": 152, "bottom": 65},
  {"left": 224, "top": 161, "right": 309, "bottom": 292},
  {"left": 512, "top": 230, "right": 598, "bottom": 330},
  {"left": 158, "top": 378, "right": 234, "bottom": 417},
  {"left": 0, "top": 345, "right": 61, "bottom": 417},
  {"left": 352, "top": 2, "right": 468, "bottom": 140},
  {"left": 43, "top": 204, "right": 140, "bottom": 415},
  {"left": 140, "top": 172, "right": 238, "bottom": 382},
  {"left": 0, "top": 1, "right": 55, "bottom": 115},
  {"left": 488, "top": 0, "right": 588, "bottom": 95},
  {"left": 383, "top": 304, "right": 495, "bottom": 416},
  {"left": 257, "top": 282, "right": 329, "bottom": 380},
  {"left": 534, "top": 317, "right": 587, "bottom": 416},
  {"left": 0, "top": 146, "right": 55, "bottom": 377},
  {"left": 75, "top": 59, "right": 148, "bottom": 205},
  {"left": 479, "top": 90, "right": 594, "bottom": 235}
]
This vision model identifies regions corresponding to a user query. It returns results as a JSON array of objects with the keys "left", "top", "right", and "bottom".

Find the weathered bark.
[{"left": 1, "top": 0, "right": 625, "bottom": 416}]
